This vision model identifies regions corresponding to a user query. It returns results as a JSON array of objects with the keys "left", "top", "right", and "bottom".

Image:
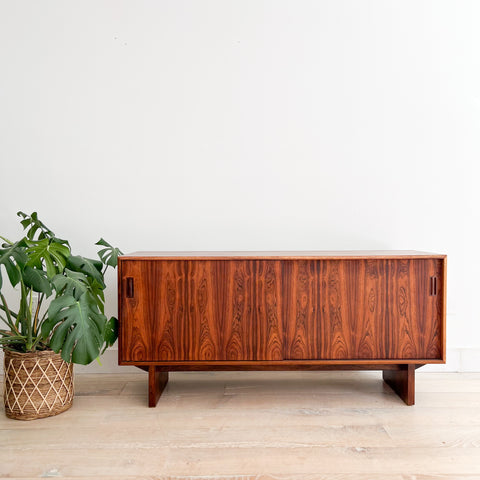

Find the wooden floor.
[{"left": 1, "top": 371, "right": 480, "bottom": 479}]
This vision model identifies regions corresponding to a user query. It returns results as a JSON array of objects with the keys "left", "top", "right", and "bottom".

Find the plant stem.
[
  {"left": 33, "top": 293, "right": 43, "bottom": 336},
  {"left": 25, "top": 285, "right": 33, "bottom": 350},
  {"left": 37, "top": 307, "right": 49, "bottom": 339},
  {"left": 0, "top": 293, "right": 21, "bottom": 335},
  {"left": 29, "top": 287, "right": 33, "bottom": 309},
  {"left": 0, "top": 235, "right": 13, "bottom": 245},
  {"left": 0, "top": 303, "right": 18, "bottom": 318},
  {"left": 31, "top": 336, "right": 46, "bottom": 350}
]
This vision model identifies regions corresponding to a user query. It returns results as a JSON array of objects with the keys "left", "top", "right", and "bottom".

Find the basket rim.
[{"left": 4, "top": 348, "right": 63, "bottom": 360}]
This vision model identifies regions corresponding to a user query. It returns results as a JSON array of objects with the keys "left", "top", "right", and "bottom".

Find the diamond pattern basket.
[{"left": 4, "top": 349, "right": 74, "bottom": 420}]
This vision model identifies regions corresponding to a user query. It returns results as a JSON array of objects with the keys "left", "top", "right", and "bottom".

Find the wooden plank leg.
[
  {"left": 148, "top": 367, "right": 168, "bottom": 407},
  {"left": 382, "top": 364, "right": 415, "bottom": 405}
]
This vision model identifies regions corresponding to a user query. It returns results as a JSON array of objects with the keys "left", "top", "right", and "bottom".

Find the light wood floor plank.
[
  {"left": 1, "top": 446, "right": 480, "bottom": 477},
  {"left": 4, "top": 476, "right": 480, "bottom": 480},
  {"left": 6, "top": 476, "right": 480, "bottom": 480}
]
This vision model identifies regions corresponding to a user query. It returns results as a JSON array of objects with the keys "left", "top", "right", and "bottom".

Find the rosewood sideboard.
[{"left": 118, "top": 251, "right": 446, "bottom": 406}]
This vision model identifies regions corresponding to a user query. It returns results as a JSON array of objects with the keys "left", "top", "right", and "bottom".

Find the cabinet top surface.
[{"left": 120, "top": 250, "right": 446, "bottom": 260}]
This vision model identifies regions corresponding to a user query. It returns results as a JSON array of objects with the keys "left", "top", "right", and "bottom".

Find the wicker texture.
[{"left": 4, "top": 349, "right": 74, "bottom": 420}]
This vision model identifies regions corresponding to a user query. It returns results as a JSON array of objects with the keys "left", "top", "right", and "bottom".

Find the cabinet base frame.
[{"left": 134, "top": 363, "right": 425, "bottom": 407}]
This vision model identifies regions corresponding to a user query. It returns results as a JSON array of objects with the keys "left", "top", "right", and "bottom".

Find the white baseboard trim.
[
  {"left": 420, "top": 348, "right": 480, "bottom": 372},
  {"left": 1, "top": 348, "right": 479, "bottom": 373}
]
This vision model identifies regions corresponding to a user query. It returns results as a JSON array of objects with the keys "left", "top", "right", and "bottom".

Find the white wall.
[{"left": 1, "top": 0, "right": 479, "bottom": 371}]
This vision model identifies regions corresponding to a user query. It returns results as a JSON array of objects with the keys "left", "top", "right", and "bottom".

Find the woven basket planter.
[{"left": 4, "top": 349, "right": 74, "bottom": 421}]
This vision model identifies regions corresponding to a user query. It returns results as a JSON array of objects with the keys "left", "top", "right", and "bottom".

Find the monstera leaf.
[
  {"left": 25, "top": 238, "right": 71, "bottom": 278},
  {"left": 43, "top": 292, "right": 107, "bottom": 364},
  {"left": 0, "top": 240, "right": 28, "bottom": 288},
  {"left": 102, "top": 316, "right": 118, "bottom": 354},
  {"left": 23, "top": 266, "right": 52, "bottom": 297},
  {"left": 96, "top": 238, "right": 123, "bottom": 268},
  {"left": 52, "top": 269, "right": 90, "bottom": 300},
  {"left": 66, "top": 255, "right": 105, "bottom": 287},
  {"left": 17, "top": 211, "right": 55, "bottom": 240},
  {"left": 65, "top": 255, "right": 107, "bottom": 313}
]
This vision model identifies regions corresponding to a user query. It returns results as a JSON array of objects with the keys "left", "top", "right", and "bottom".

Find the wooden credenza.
[{"left": 118, "top": 251, "right": 446, "bottom": 406}]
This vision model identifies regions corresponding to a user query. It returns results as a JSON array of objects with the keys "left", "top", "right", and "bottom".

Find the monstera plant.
[
  {"left": 1, "top": 211, "right": 123, "bottom": 419},
  {"left": 0, "top": 211, "right": 122, "bottom": 364}
]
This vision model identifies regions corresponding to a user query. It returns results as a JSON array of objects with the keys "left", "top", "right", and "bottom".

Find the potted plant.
[{"left": 0, "top": 211, "right": 122, "bottom": 420}]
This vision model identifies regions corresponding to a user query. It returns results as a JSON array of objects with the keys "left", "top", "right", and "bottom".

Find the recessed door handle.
[
  {"left": 430, "top": 276, "right": 437, "bottom": 296},
  {"left": 126, "top": 277, "right": 134, "bottom": 298}
]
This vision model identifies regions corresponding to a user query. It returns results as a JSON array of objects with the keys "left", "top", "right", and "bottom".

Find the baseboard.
[
  {"left": 1, "top": 348, "right": 479, "bottom": 373},
  {"left": 420, "top": 348, "right": 480, "bottom": 372}
]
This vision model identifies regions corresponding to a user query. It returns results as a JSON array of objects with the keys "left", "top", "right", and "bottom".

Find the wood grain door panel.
[
  {"left": 120, "top": 260, "right": 187, "bottom": 362},
  {"left": 284, "top": 259, "right": 444, "bottom": 360},
  {"left": 120, "top": 260, "right": 284, "bottom": 362},
  {"left": 385, "top": 258, "right": 443, "bottom": 359}
]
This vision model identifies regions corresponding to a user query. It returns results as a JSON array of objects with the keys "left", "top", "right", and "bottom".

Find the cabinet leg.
[
  {"left": 383, "top": 365, "right": 415, "bottom": 406},
  {"left": 148, "top": 367, "right": 168, "bottom": 407}
]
